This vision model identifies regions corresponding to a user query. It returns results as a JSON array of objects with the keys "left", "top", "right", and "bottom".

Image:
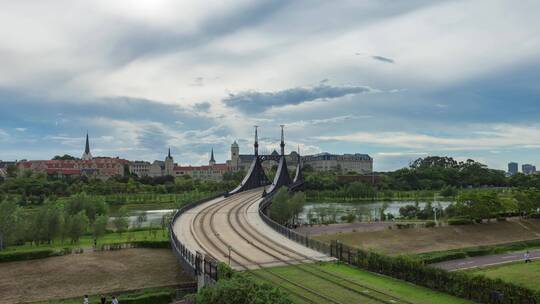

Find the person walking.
[
  {"left": 111, "top": 296, "right": 119, "bottom": 304},
  {"left": 524, "top": 251, "right": 532, "bottom": 263},
  {"left": 83, "top": 295, "right": 89, "bottom": 304}
]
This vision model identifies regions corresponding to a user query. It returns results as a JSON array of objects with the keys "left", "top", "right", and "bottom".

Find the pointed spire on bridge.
[
  {"left": 254, "top": 125, "right": 259, "bottom": 156},
  {"left": 280, "top": 125, "right": 285, "bottom": 156}
]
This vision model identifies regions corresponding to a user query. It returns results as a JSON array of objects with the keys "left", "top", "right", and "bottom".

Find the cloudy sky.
[{"left": 1, "top": 0, "right": 539, "bottom": 171}]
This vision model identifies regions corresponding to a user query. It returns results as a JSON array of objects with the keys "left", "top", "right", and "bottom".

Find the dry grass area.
[
  {"left": 0, "top": 248, "right": 193, "bottom": 304},
  {"left": 314, "top": 219, "right": 540, "bottom": 255}
]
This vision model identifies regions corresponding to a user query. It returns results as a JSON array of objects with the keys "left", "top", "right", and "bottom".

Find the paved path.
[
  {"left": 173, "top": 188, "right": 331, "bottom": 270},
  {"left": 431, "top": 249, "right": 540, "bottom": 271}
]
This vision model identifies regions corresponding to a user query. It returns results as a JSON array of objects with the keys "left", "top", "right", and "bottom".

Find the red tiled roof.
[
  {"left": 174, "top": 163, "right": 230, "bottom": 172},
  {"left": 46, "top": 168, "right": 81, "bottom": 175}
]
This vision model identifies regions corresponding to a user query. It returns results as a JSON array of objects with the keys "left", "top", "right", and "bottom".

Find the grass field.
[
  {"left": 467, "top": 261, "right": 540, "bottom": 292},
  {"left": 0, "top": 248, "right": 194, "bottom": 304},
  {"left": 2, "top": 228, "right": 168, "bottom": 254},
  {"left": 313, "top": 219, "right": 540, "bottom": 255},
  {"left": 250, "top": 263, "right": 473, "bottom": 304}
]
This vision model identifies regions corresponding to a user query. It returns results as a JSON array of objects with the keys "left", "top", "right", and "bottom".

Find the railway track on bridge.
[{"left": 186, "top": 190, "right": 413, "bottom": 304}]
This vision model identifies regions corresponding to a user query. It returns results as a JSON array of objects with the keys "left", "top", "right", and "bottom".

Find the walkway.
[{"left": 431, "top": 249, "right": 540, "bottom": 271}]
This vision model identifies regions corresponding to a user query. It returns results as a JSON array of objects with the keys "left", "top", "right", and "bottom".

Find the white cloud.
[{"left": 316, "top": 124, "right": 540, "bottom": 151}]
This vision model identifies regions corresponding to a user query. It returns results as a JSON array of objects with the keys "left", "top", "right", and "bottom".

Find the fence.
[
  {"left": 169, "top": 192, "right": 226, "bottom": 284},
  {"left": 258, "top": 192, "right": 540, "bottom": 304}
]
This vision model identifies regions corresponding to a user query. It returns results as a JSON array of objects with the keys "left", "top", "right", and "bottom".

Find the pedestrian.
[
  {"left": 524, "top": 251, "right": 531, "bottom": 263},
  {"left": 111, "top": 296, "right": 119, "bottom": 304},
  {"left": 83, "top": 295, "right": 89, "bottom": 304},
  {"left": 100, "top": 295, "right": 106, "bottom": 304}
]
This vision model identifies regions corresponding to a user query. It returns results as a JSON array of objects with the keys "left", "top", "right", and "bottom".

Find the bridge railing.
[{"left": 169, "top": 192, "right": 226, "bottom": 283}]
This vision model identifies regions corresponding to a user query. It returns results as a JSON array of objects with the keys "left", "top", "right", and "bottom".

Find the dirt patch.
[
  {"left": 295, "top": 222, "right": 393, "bottom": 235},
  {"left": 0, "top": 249, "right": 193, "bottom": 304},
  {"left": 313, "top": 219, "right": 540, "bottom": 255}
]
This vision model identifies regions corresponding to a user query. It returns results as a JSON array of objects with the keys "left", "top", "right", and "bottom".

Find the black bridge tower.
[{"left": 228, "top": 126, "right": 303, "bottom": 196}]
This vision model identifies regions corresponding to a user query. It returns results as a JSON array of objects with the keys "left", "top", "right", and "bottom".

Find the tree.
[
  {"left": 113, "top": 207, "right": 129, "bottom": 235},
  {"left": 0, "top": 199, "right": 23, "bottom": 249},
  {"left": 52, "top": 154, "right": 78, "bottom": 160},
  {"left": 136, "top": 211, "right": 147, "bottom": 228},
  {"left": 67, "top": 211, "right": 89, "bottom": 243},
  {"left": 93, "top": 215, "right": 109, "bottom": 243},
  {"left": 270, "top": 188, "right": 291, "bottom": 225},
  {"left": 399, "top": 205, "right": 419, "bottom": 219}
]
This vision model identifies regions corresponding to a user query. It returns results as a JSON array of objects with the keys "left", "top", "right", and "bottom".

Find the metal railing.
[{"left": 169, "top": 192, "right": 226, "bottom": 283}]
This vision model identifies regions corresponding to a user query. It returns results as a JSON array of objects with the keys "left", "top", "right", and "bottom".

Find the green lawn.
[
  {"left": 250, "top": 262, "right": 473, "bottom": 304},
  {"left": 2, "top": 228, "right": 168, "bottom": 253},
  {"left": 467, "top": 261, "right": 540, "bottom": 291}
]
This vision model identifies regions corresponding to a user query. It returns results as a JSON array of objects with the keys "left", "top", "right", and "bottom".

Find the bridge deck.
[{"left": 173, "top": 188, "right": 331, "bottom": 270}]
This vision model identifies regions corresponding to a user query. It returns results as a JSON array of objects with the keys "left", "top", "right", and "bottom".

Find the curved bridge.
[
  {"left": 169, "top": 125, "right": 316, "bottom": 288},
  {"left": 172, "top": 188, "right": 328, "bottom": 270}
]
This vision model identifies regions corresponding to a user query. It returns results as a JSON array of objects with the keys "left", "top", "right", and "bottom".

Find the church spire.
[
  {"left": 82, "top": 132, "right": 93, "bottom": 160},
  {"left": 168, "top": 147, "right": 171, "bottom": 159},
  {"left": 85, "top": 132, "right": 90, "bottom": 154},
  {"left": 209, "top": 148, "right": 216, "bottom": 166}
]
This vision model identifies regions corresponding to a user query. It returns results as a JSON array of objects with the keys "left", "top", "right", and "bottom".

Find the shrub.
[
  {"left": 119, "top": 291, "right": 174, "bottom": 304},
  {"left": 424, "top": 220, "right": 436, "bottom": 228},
  {"left": 131, "top": 240, "right": 170, "bottom": 248},
  {"left": 396, "top": 223, "right": 414, "bottom": 229},
  {"left": 0, "top": 249, "right": 60, "bottom": 263},
  {"left": 448, "top": 217, "right": 473, "bottom": 225},
  {"left": 196, "top": 275, "right": 292, "bottom": 304}
]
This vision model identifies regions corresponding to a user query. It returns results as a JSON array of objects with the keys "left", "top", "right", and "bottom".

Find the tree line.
[
  {"left": 302, "top": 156, "right": 540, "bottom": 197},
  {"left": 0, "top": 169, "right": 243, "bottom": 206},
  {"left": 0, "top": 193, "right": 135, "bottom": 250}
]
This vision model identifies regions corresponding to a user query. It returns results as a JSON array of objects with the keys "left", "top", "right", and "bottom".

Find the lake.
[
  {"left": 116, "top": 200, "right": 454, "bottom": 227},
  {"left": 300, "top": 200, "right": 453, "bottom": 223},
  {"left": 109, "top": 209, "right": 175, "bottom": 228}
]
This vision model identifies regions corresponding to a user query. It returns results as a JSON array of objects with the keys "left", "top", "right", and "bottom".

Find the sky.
[{"left": 0, "top": 0, "right": 539, "bottom": 171}]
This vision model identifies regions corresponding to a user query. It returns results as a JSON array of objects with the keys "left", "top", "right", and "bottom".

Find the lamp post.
[{"left": 228, "top": 246, "right": 232, "bottom": 266}]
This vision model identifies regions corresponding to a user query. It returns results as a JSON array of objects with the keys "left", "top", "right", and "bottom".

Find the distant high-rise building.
[
  {"left": 508, "top": 162, "right": 518, "bottom": 175},
  {"left": 522, "top": 164, "right": 537, "bottom": 175}
]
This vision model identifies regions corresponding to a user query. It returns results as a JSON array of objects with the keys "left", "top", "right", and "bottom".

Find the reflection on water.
[
  {"left": 110, "top": 209, "right": 175, "bottom": 228},
  {"left": 300, "top": 201, "right": 453, "bottom": 223}
]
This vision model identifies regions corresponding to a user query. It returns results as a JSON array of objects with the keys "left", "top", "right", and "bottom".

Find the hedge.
[
  {"left": 118, "top": 291, "right": 174, "bottom": 304},
  {"left": 448, "top": 217, "right": 473, "bottom": 225},
  {"left": 131, "top": 240, "right": 171, "bottom": 248},
  {"left": 354, "top": 250, "right": 540, "bottom": 304},
  {"left": 417, "top": 239, "right": 540, "bottom": 264},
  {"left": 0, "top": 249, "right": 61, "bottom": 263}
]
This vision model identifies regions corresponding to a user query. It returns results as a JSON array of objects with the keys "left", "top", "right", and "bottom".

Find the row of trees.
[
  {"left": 0, "top": 193, "right": 132, "bottom": 249},
  {"left": 395, "top": 189, "right": 540, "bottom": 221}
]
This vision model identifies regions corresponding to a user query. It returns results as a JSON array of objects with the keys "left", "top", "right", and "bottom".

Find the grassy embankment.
[
  {"left": 313, "top": 219, "right": 540, "bottom": 256},
  {"left": 466, "top": 261, "right": 540, "bottom": 292},
  {"left": 250, "top": 263, "right": 473, "bottom": 304}
]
